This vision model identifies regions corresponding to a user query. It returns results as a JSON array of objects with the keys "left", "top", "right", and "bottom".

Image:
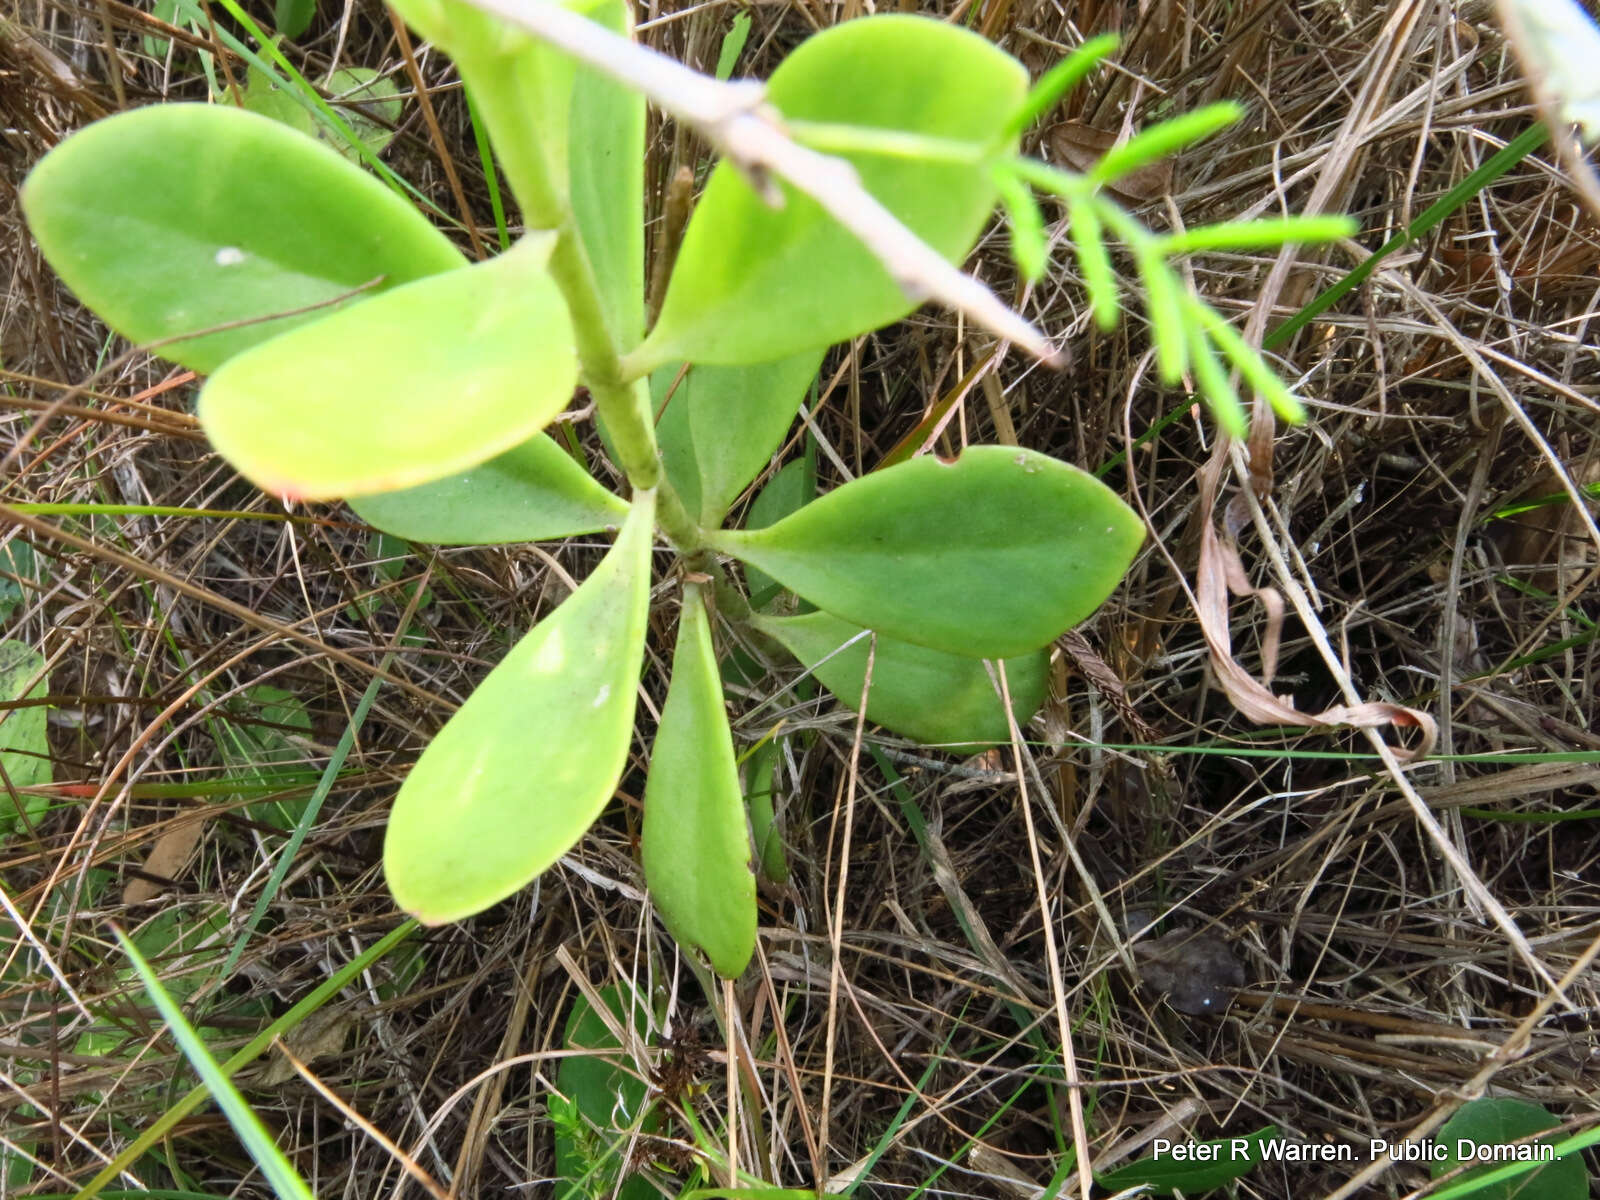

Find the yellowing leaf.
[
  {"left": 200, "top": 234, "right": 577, "bottom": 501},
  {"left": 383, "top": 494, "right": 655, "bottom": 923}
]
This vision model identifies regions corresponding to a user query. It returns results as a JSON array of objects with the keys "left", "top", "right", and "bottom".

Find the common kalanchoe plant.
[{"left": 22, "top": 0, "right": 1351, "bottom": 977}]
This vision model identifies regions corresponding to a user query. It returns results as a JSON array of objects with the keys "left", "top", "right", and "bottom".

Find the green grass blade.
[
  {"left": 113, "top": 929, "right": 317, "bottom": 1200},
  {"left": 1264, "top": 123, "right": 1547, "bottom": 350},
  {"left": 74, "top": 920, "right": 417, "bottom": 1200}
]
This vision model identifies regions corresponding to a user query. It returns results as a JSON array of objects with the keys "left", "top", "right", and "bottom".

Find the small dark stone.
[{"left": 1133, "top": 928, "right": 1246, "bottom": 1015}]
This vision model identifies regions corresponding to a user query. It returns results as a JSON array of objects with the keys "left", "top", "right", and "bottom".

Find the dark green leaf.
[
  {"left": 654, "top": 351, "right": 823, "bottom": 526},
  {"left": 1432, "top": 1099, "right": 1585, "bottom": 1200},
  {"left": 743, "top": 454, "right": 818, "bottom": 609},
  {"left": 1096, "top": 1126, "right": 1276, "bottom": 1196},
  {"left": 713, "top": 446, "right": 1144, "bottom": 658},
  {"left": 274, "top": 0, "right": 315, "bottom": 37},
  {"left": 554, "top": 986, "right": 661, "bottom": 1200},
  {"left": 753, "top": 610, "right": 1049, "bottom": 751}
]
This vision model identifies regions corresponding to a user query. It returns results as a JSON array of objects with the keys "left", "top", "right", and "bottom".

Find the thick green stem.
[{"left": 467, "top": 45, "right": 704, "bottom": 550}]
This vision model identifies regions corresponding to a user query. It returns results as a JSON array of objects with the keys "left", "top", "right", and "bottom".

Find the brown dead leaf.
[
  {"left": 1048, "top": 121, "right": 1173, "bottom": 205},
  {"left": 256, "top": 1008, "right": 355, "bottom": 1088},
  {"left": 1194, "top": 461, "right": 1438, "bottom": 760},
  {"left": 123, "top": 807, "right": 212, "bottom": 904}
]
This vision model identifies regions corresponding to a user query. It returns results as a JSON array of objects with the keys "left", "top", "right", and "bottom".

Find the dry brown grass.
[{"left": 2, "top": 0, "right": 1598, "bottom": 1197}]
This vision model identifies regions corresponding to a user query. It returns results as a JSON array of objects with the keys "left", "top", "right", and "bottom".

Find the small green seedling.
[{"left": 21, "top": 0, "right": 1353, "bottom": 978}]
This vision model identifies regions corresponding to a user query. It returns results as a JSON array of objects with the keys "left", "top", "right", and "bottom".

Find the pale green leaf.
[
  {"left": 636, "top": 15, "right": 1027, "bottom": 367},
  {"left": 20, "top": 104, "right": 464, "bottom": 374},
  {"left": 654, "top": 350, "right": 823, "bottom": 527},
  {"left": 570, "top": 0, "right": 645, "bottom": 345},
  {"left": 200, "top": 233, "right": 577, "bottom": 501},
  {"left": 0, "top": 641, "right": 51, "bottom": 837},
  {"left": 753, "top": 610, "right": 1050, "bottom": 751},
  {"left": 642, "top": 584, "right": 757, "bottom": 977},
  {"left": 713, "top": 446, "right": 1144, "bottom": 658},
  {"left": 349, "top": 435, "right": 627, "bottom": 545},
  {"left": 384, "top": 494, "right": 655, "bottom": 924}
]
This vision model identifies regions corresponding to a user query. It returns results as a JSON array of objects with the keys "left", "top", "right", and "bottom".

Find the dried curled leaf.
[{"left": 1194, "top": 462, "right": 1437, "bottom": 759}]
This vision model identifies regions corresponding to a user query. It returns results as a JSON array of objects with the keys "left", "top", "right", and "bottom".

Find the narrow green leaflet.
[
  {"left": 349, "top": 435, "right": 627, "bottom": 545},
  {"left": 635, "top": 15, "right": 1027, "bottom": 368},
  {"left": 654, "top": 350, "right": 823, "bottom": 526},
  {"left": 569, "top": 0, "right": 645, "bottom": 346},
  {"left": 0, "top": 641, "right": 51, "bottom": 837},
  {"left": 200, "top": 233, "right": 577, "bottom": 501},
  {"left": 21, "top": 104, "right": 464, "bottom": 374},
  {"left": 642, "top": 584, "right": 757, "bottom": 977},
  {"left": 752, "top": 611, "right": 1049, "bottom": 751},
  {"left": 1431, "top": 1099, "right": 1585, "bottom": 1200},
  {"left": 713, "top": 447, "right": 1145, "bottom": 658},
  {"left": 1097, "top": 1126, "right": 1276, "bottom": 1195},
  {"left": 384, "top": 494, "right": 655, "bottom": 924}
]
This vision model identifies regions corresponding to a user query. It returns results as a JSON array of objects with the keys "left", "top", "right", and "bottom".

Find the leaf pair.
[{"left": 22, "top": 103, "right": 594, "bottom": 509}]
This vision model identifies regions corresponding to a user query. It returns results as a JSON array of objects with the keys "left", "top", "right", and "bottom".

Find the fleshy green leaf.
[
  {"left": 1432, "top": 1099, "right": 1585, "bottom": 1200},
  {"left": 384, "top": 494, "right": 655, "bottom": 924},
  {"left": 349, "top": 435, "right": 626, "bottom": 545},
  {"left": 570, "top": 0, "right": 645, "bottom": 346},
  {"left": 20, "top": 103, "right": 464, "bottom": 374},
  {"left": 199, "top": 233, "right": 577, "bottom": 501},
  {"left": 713, "top": 446, "right": 1144, "bottom": 658},
  {"left": 635, "top": 15, "right": 1028, "bottom": 368},
  {"left": 1096, "top": 1126, "right": 1276, "bottom": 1195},
  {"left": 654, "top": 350, "right": 823, "bottom": 527},
  {"left": 642, "top": 584, "right": 757, "bottom": 977},
  {"left": 753, "top": 610, "right": 1050, "bottom": 751},
  {"left": 0, "top": 641, "right": 51, "bottom": 837}
]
